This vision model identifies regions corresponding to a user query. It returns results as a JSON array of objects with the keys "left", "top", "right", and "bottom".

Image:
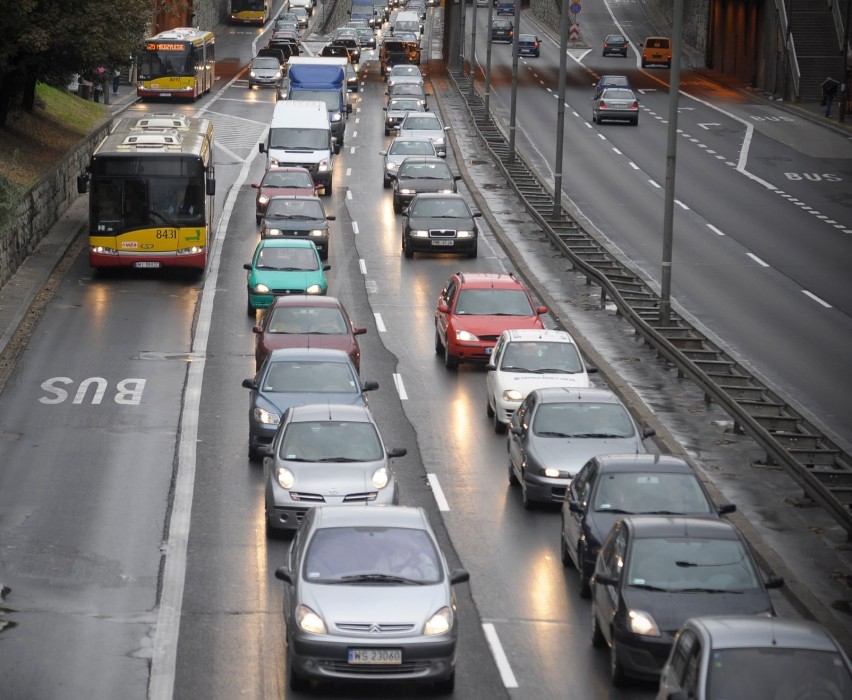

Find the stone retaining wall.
[{"left": 0, "top": 121, "right": 111, "bottom": 289}]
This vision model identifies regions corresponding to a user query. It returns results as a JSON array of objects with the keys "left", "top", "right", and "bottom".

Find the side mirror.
[
  {"left": 252, "top": 326, "right": 262, "bottom": 334},
  {"left": 274, "top": 566, "right": 293, "bottom": 583},
  {"left": 326, "top": 215, "right": 337, "bottom": 221},
  {"left": 363, "top": 380, "right": 380, "bottom": 391},
  {"left": 387, "top": 447, "right": 407, "bottom": 458},
  {"left": 250, "top": 183, "right": 260, "bottom": 190},
  {"left": 472, "top": 212, "right": 482, "bottom": 218},
  {"left": 323, "top": 263, "right": 331, "bottom": 271},
  {"left": 241, "top": 378, "right": 257, "bottom": 390},
  {"left": 454, "top": 175, "right": 462, "bottom": 181},
  {"left": 586, "top": 366, "right": 599, "bottom": 374},
  {"left": 511, "top": 426, "right": 524, "bottom": 437},
  {"left": 765, "top": 575, "right": 784, "bottom": 589},
  {"left": 76, "top": 174, "right": 89, "bottom": 194},
  {"left": 206, "top": 178, "right": 215, "bottom": 196},
  {"left": 642, "top": 426, "right": 657, "bottom": 439},
  {"left": 379, "top": 150, "right": 387, "bottom": 156},
  {"left": 536, "top": 305, "right": 547, "bottom": 314},
  {"left": 568, "top": 500, "right": 584, "bottom": 514},
  {"left": 347, "top": 103, "right": 353, "bottom": 114},
  {"left": 258, "top": 444, "right": 273, "bottom": 457},
  {"left": 450, "top": 569, "right": 470, "bottom": 585},
  {"left": 258, "top": 142, "right": 267, "bottom": 153},
  {"left": 593, "top": 572, "right": 618, "bottom": 587},
  {"left": 437, "top": 302, "right": 449, "bottom": 313},
  {"left": 718, "top": 503, "right": 737, "bottom": 515},
  {"left": 243, "top": 263, "right": 252, "bottom": 270}
]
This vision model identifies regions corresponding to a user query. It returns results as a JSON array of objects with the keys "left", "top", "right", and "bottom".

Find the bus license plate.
[
  {"left": 134, "top": 262, "right": 161, "bottom": 269},
  {"left": 348, "top": 648, "right": 402, "bottom": 665},
  {"left": 431, "top": 240, "right": 454, "bottom": 246}
]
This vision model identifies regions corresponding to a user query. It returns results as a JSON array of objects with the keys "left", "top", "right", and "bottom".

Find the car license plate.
[
  {"left": 134, "top": 262, "right": 161, "bottom": 268},
  {"left": 431, "top": 240, "right": 454, "bottom": 246},
  {"left": 348, "top": 648, "right": 402, "bottom": 665},
  {"left": 485, "top": 346, "right": 493, "bottom": 355}
]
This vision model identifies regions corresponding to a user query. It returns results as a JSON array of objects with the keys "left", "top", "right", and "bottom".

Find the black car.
[
  {"left": 560, "top": 453, "right": 736, "bottom": 598},
  {"left": 268, "top": 32, "right": 301, "bottom": 57},
  {"left": 590, "top": 516, "right": 783, "bottom": 686},
  {"left": 491, "top": 18, "right": 513, "bottom": 43},
  {"left": 260, "top": 196, "right": 336, "bottom": 260},
  {"left": 331, "top": 36, "right": 361, "bottom": 63},
  {"left": 401, "top": 193, "right": 481, "bottom": 258},
  {"left": 392, "top": 156, "right": 460, "bottom": 213},
  {"left": 602, "top": 33, "right": 629, "bottom": 57},
  {"left": 318, "top": 44, "right": 351, "bottom": 61}
]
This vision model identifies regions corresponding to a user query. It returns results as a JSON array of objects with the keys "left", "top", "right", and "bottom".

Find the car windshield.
[
  {"left": 591, "top": 473, "right": 713, "bottom": 514},
  {"left": 262, "top": 360, "right": 358, "bottom": 394},
  {"left": 267, "top": 306, "right": 348, "bottom": 334},
  {"left": 389, "top": 140, "right": 435, "bottom": 155},
  {"left": 389, "top": 99, "right": 424, "bottom": 111},
  {"left": 409, "top": 197, "right": 470, "bottom": 218},
  {"left": 402, "top": 116, "right": 441, "bottom": 130},
  {"left": 254, "top": 246, "right": 318, "bottom": 271},
  {"left": 399, "top": 162, "right": 451, "bottom": 179},
  {"left": 706, "top": 647, "right": 852, "bottom": 699},
  {"left": 531, "top": 402, "right": 635, "bottom": 438},
  {"left": 269, "top": 127, "right": 328, "bottom": 150},
  {"left": 500, "top": 341, "right": 583, "bottom": 373},
  {"left": 266, "top": 199, "right": 325, "bottom": 219},
  {"left": 627, "top": 537, "right": 760, "bottom": 592},
  {"left": 454, "top": 288, "right": 533, "bottom": 316},
  {"left": 262, "top": 171, "right": 313, "bottom": 189},
  {"left": 391, "top": 66, "right": 420, "bottom": 77},
  {"left": 304, "top": 526, "right": 442, "bottom": 584},
  {"left": 391, "top": 84, "right": 424, "bottom": 95},
  {"left": 280, "top": 420, "right": 383, "bottom": 461},
  {"left": 253, "top": 58, "right": 280, "bottom": 70}
]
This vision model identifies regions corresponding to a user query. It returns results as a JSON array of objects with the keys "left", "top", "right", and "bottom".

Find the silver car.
[
  {"left": 275, "top": 505, "right": 470, "bottom": 693},
  {"left": 248, "top": 56, "right": 285, "bottom": 90},
  {"left": 396, "top": 111, "right": 449, "bottom": 156},
  {"left": 592, "top": 87, "right": 640, "bottom": 125},
  {"left": 380, "top": 136, "right": 439, "bottom": 187},
  {"left": 507, "top": 387, "right": 656, "bottom": 507},
  {"left": 261, "top": 403, "right": 406, "bottom": 534},
  {"left": 383, "top": 96, "right": 427, "bottom": 136}
]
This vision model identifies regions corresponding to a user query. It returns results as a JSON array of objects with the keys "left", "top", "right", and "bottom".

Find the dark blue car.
[{"left": 518, "top": 33, "right": 540, "bottom": 57}]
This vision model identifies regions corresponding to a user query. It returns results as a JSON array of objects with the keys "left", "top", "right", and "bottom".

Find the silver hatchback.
[{"left": 261, "top": 403, "right": 406, "bottom": 534}]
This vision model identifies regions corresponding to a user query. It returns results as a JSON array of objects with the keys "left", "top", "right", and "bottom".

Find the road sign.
[{"left": 569, "top": 3, "right": 581, "bottom": 14}]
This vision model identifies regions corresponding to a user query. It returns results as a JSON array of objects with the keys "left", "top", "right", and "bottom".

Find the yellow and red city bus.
[
  {"left": 77, "top": 114, "right": 216, "bottom": 272},
  {"left": 137, "top": 28, "right": 215, "bottom": 100},
  {"left": 229, "top": 0, "right": 270, "bottom": 25}
]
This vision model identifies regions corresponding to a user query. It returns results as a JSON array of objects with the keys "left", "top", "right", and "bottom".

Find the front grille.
[
  {"left": 550, "top": 485, "right": 568, "bottom": 501},
  {"left": 290, "top": 491, "right": 324, "bottom": 502},
  {"left": 319, "top": 659, "right": 431, "bottom": 675},
  {"left": 429, "top": 228, "right": 456, "bottom": 238},
  {"left": 271, "top": 287, "right": 311, "bottom": 295},
  {"left": 342, "top": 492, "right": 377, "bottom": 502},
  {"left": 479, "top": 334, "right": 500, "bottom": 342},
  {"left": 335, "top": 622, "right": 417, "bottom": 633}
]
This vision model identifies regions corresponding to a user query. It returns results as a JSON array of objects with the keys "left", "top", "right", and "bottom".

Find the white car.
[
  {"left": 386, "top": 64, "right": 423, "bottom": 88},
  {"left": 396, "top": 111, "right": 449, "bottom": 156},
  {"left": 486, "top": 328, "right": 596, "bottom": 432},
  {"left": 288, "top": 0, "right": 313, "bottom": 15}
]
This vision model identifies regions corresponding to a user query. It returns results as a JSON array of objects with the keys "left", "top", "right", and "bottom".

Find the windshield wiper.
[
  {"left": 571, "top": 433, "right": 623, "bottom": 438},
  {"left": 537, "top": 368, "right": 582, "bottom": 374},
  {"left": 501, "top": 366, "right": 537, "bottom": 373},
  {"left": 536, "top": 431, "right": 574, "bottom": 438},
  {"left": 338, "top": 573, "right": 422, "bottom": 585},
  {"left": 676, "top": 587, "right": 743, "bottom": 594},
  {"left": 316, "top": 457, "right": 362, "bottom": 462},
  {"left": 595, "top": 508, "right": 633, "bottom": 514},
  {"left": 629, "top": 583, "right": 672, "bottom": 592}
]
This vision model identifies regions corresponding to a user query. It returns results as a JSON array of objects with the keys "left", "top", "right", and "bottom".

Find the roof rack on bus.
[
  {"left": 133, "top": 114, "right": 192, "bottom": 130},
  {"left": 120, "top": 130, "right": 184, "bottom": 149}
]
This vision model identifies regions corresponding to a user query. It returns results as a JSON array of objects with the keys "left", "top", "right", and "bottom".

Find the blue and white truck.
[{"left": 284, "top": 60, "right": 351, "bottom": 147}]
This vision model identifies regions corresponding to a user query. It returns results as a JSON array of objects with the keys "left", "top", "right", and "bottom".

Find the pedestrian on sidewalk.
[
  {"left": 822, "top": 77, "right": 839, "bottom": 118},
  {"left": 112, "top": 68, "right": 121, "bottom": 95}
]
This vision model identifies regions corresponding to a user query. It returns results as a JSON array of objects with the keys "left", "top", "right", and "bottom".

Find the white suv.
[{"left": 485, "top": 328, "right": 596, "bottom": 433}]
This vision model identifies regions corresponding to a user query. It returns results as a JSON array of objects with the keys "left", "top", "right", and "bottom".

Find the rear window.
[{"left": 646, "top": 38, "right": 670, "bottom": 49}]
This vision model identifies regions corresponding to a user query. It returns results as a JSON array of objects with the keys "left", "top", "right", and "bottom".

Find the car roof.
[
  {"left": 452, "top": 271, "right": 528, "bottom": 289},
  {"left": 592, "top": 453, "right": 695, "bottom": 474},
  {"left": 288, "top": 403, "right": 373, "bottom": 423},
  {"left": 313, "top": 504, "right": 430, "bottom": 529},
  {"left": 256, "top": 238, "right": 318, "bottom": 250},
  {"left": 263, "top": 166, "right": 312, "bottom": 174},
  {"left": 684, "top": 616, "right": 847, "bottom": 653},
  {"left": 530, "top": 386, "right": 618, "bottom": 403},
  {"left": 266, "top": 195, "right": 322, "bottom": 202},
  {"left": 268, "top": 347, "right": 353, "bottom": 362},
  {"left": 268, "top": 294, "right": 345, "bottom": 310},
  {"left": 501, "top": 328, "right": 575, "bottom": 344},
  {"left": 398, "top": 156, "right": 449, "bottom": 166},
  {"left": 622, "top": 515, "right": 741, "bottom": 540}
]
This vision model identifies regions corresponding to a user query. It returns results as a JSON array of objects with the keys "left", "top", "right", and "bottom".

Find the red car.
[
  {"left": 252, "top": 295, "right": 367, "bottom": 371},
  {"left": 434, "top": 271, "right": 547, "bottom": 369},
  {"left": 251, "top": 167, "right": 322, "bottom": 223}
]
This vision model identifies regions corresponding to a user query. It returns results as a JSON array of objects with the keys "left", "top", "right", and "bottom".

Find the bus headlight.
[
  {"left": 90, "top": 245, "right": 118, "bottom": 255},
  {"left": 177, "top": 245, "right": 205, "bottom": 255}
]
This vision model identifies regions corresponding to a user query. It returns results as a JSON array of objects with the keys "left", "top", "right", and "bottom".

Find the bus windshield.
[
  {"left": 232, "top": 0, "right": 266, "bottom": 10},
  {"left": 138, "top": 45, "right": 194, "bottom": 80}
]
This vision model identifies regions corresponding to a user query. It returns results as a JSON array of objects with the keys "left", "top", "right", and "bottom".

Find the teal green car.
[{"left": 244, "top": 239, "right": 330, "bottom": 315}]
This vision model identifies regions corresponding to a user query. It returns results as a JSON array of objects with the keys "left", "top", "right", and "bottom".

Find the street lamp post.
[
  {"left": 659, "top": 0, "right": 684, "bottom": 325},
  {"left": 507, "top": 5, "right": 520, "bottom": 163},
  {"left": 553, "top": 1, "right": 570, "bottom": 216},
  {"left": 840, "top": 0, "right": 850, "bottom": 122},
  {"left": 470, "top": 0, "right": 479, "bottom": 96},
  {"left": 484, "top": 1, "right": 495, "bottom": 113}
]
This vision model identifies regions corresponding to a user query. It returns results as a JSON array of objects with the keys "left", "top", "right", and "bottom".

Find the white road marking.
[
  {"left": 747, "top": 253, "right": 770, "bottom": 267},
  {"left": 374, "top": 312, "right": 386, "bottom": 332},
  {"left": 707, "top": 223, "right": 725, "bottom": 236},
  {"left": 427, "top": 474, "right": 450, "bottom": 511},
  {"left": 359, "top": 258, "right": 367, "bottom": 274},
  {"left": 482, "top": 623, "right": 519, "bottom": 688},
  {"left": 802, "top": 290, "right": 832, "bottom": 308},
  {"left": 352, "top": 221, "right": 359, "bottom": 234},
  {"left": 392, "top": 373, "right": 408, "bottom": 400}
]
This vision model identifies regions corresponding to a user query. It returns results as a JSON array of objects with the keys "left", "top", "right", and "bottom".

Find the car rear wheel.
[
  {"left": 467, "top": 241, "right": 478, "bottom": 259},
  {"left": 393, "top": 197, "right": 401, "bottom": 213},
  {"left": 631, "top": 117, "right": 638, "bottom": 126},
  {"left": 403, "top": 235, "right": 414, "bottom": 258},
  {"left": 493, "top": 410, "right": 506, "bottom": 434},
  {"left": 383, "top": 176, "right": 390, "bottom": 189},
  {"left": 521, "top": 473, "right": 535, "bottom": 509},
  {"left": 434, "top": 326, "right": 444, "bottom": 354},
  {"left": 486, "top": 399, "right": 494, "bottom": 418}
]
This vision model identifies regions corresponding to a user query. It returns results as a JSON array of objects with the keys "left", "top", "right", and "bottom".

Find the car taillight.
[
  {"left": 599, "top": 101, "right": 607, "bottom": 109},
  {"left": 534, "top": 42, "right": 539, "bottom": 47},
  {"left": 630, "top": 101, "right": 638, "bottom": 110}
]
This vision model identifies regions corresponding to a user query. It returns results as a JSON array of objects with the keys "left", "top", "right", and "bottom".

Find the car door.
[
  {"left": 593, "top": 521, "right": 627, "bottom": 647},
  {"left": 563, "top": 458, "right": 596, "bottom": 567},
  {"left": 435, "top": 278, "right": 457, "bottom": 347},
  {"left": 508, "top": 392, "right": 535, "bottom": 479},
  {"left": 485, "top": 333, "right": 508, "bottom": 410}
]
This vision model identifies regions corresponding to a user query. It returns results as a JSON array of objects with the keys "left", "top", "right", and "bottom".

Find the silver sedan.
[{"left": 592, "top": 87, "right": 640, "bottom": 125}]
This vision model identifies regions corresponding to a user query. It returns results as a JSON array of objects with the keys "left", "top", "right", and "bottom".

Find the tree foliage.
[{"left": 0, "top": 0, "right": 155, "bottom": 127}]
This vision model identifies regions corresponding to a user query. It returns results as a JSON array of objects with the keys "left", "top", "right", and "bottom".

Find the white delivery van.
[
  {"left": 258, "top": 100, "right": 336, "bottom": 194},
  {"left": 393, "top": 10, "right": 422, "bottom": 35}
]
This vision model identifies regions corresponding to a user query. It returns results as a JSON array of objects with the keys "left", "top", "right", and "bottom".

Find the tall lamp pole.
[
  {"left": 553, "top": 1, "right": 570, "bottom": 216},
  {"left": 470, "top": 0, "right": 480, "bottom": 95},
  {"left": 484, "top": 1, "right": 495, "bottom": 113},
  {"left": 840, "top": 0, "right": 850, "bottom": 122},
  {"left": 659, "top": 0, "right": 684, "bottom": 325},
  {"left": 507, "top": 4, "right": 521, "bottom": 163}
]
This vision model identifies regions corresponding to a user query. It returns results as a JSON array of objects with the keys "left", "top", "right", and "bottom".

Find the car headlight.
[
  {"left": 424, "top": 607, "right": 452, "bottom": 636},
  {"left": 455, "top": 329, "right": 479, "bottom": 342},
  {"left": 628, "top": 609, "right": 661, "bottom": 637},
  {"left": 371, "top": 466, "right": 390, "bottom": 489},
  {"left": 305, "top": 284, "right": 323, "bottom": 295},
  {"left": 331, "top": 112, "right": 342, "bottom": 122},
  {"left": 399, "top": 188, "right": 414, "bottom": 194},
  {"left": 543, "top": 467, "right": 565, "bottom": 478},
  {"left": 253, "top": 406, "right": 280, "bottom": 425},
  {"left": 318, "top": 159, "right": 330, "bottom": 172},
  {"left": 250, "top": 71, "right": 258, "bottom": 78},
  {"left": 296, "top": 604, "right": 327, "bottom": 634},
  {"left": 253, "top": 282, "right": 271, "bottom": 293},
  {"left": 433, "top": 136, "right": 445, "bottom": 146},
  {"left": 257, "top": 194, "right": 270, "bottom": 205},
  {"left": 438, "top": 188, "right": 453, "bottom": 193},
  {"left": 502, "top": 389, "right": 524, "bottom": 402},
  {"left": 276, "top": 467, "right": 295, "bottom": 489},
  {"left": 386, "top": 161, "right": 399, "bottom": 171},
  {"left": 266, "top": 228, "right": 282, "bottom": 237},
  {"left": 269, "top": 158, "right": 280, "bottom": 167},
  {"left": 410, "top": 229, "right": 428, "bottom": 238},
  {"left": 309, "top": 229, "right": 325, "bottom": 236},
  {"left": 456, "top": 230, "right": 474, "bottom": 238}
]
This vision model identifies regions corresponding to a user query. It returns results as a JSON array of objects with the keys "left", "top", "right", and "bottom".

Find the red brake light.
[{"left": 631, "top": 101, "right": 639, "bottom": 110}]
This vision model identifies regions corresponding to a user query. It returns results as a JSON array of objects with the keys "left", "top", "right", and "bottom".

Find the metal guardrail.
[{"left": 445, "top": 68, "right": 852, "bottom": 538}]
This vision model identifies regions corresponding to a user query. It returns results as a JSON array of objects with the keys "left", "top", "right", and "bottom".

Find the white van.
[
  {"left": 258, "top": 101, "right": 336, "bottom": 194},
  {"left": 393, "top": 10, "right": 422, "bottom": 35}
]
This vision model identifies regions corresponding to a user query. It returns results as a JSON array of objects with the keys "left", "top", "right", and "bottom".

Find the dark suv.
[
  {"left": 602, "top": 33, "right": 629, "bottom": 57},
  {"left": 491, "top": 19, "right": 513, "bottom": 43}
]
